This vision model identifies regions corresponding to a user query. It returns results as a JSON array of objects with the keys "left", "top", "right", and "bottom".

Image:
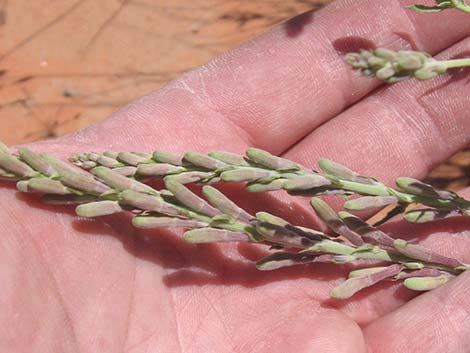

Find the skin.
[{"left": 1, "top": 0, "right": 470, "bottom": 352}]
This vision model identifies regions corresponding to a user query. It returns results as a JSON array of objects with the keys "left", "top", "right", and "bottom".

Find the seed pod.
[
  {"left": 119, "top": 190, "right": 178, "bottom": 216},
  {"left": 117, "top": 152, "right": 149, "bottom": 166},
  {"left": 208, "top": 151, "right": 249, "bottom": 166},
  {"left": 41, "top": 154, "right": 90, "bottom": 176},
  {"left": 256, "top": 222, "right": 316, "bottom": 248},
  {"left": 58, "top": 170, "right": 110, "bottom": 195},
  {"left": 403, "top": 275, "right": 451, "bottom": 291},
  {"left": 18, "top": 148, "right": 57, "bottom": 176},
  {"left": 82, "top": 152, "right": 100, "bottom": 161},
  {"left": 221, "top": 167, "right": 274, "bottom": 182},
  {"left": 184, "top": 228, "right": 250, "bottom": 243},
  {"left": 310, "top": 198, "right": 364, "bottom": 246},
  {"left": 318, "top": 159, "right": 375, "bottom": 185},
  {"left": 330, "top": 264, "right": 403, "bottom": 299},
  {"left": 376, "top": 63, "right": 395, "bottom": 80},
  {"left": 92, "top": 166, "right": 156, "bottom": 194},
  {"left": 348, "top": 267, "right": 390, "bottom": 278},
  {"left": 81, "top": 161, "right": 98, "bottom": 169},
  {"left": 166, "top": 171, "right": 213, "bottom": 184},
  {"left": 183, "top": 151, "right": 226, "bottom": 170},
  {"left": 396, "top": 177, "right": 454, "bottom": 200},
  {"left": 153, "top": 150, "right": 183, "bottom": 166},
  {"left": 372, "top": 48, "right": 395, "bottom": 60},
  {"left": 0, "top": 152, "right": 35, "bottom": 177},
  {"left": 393, "top": 239, "right": 462, "bottom": 268},
  {"left": 165, "top": 178, "right": 221, "bottom": 217},
  {"left": 113, "top": 166, "right": 138, "bottom": 177},
  {"left": 96, "top": 155, "right": 121, "bottom": 168},
  {"left": 76, "top": 201, "right": 123, "bottom": 217},
  {"left": 132, "top": 216, "right": 207, "bottom": 229},
  {"left": 338, "top": 211, "right": 394, "bottom": 247},
  {"left": 246, "top": 178, "right": 285, "bottom": 192},
  {"left": 17, "top": 178, "right": 71, "bottom": 195},
  {"left": 395, "top": 268, "right": 442, "bottom": 280},
  {"left": 404, "top": 209, "right": 458, "bottom": 223},
  {"left": 283, "top": 175, "right": 331, "bottom": 191},
  {"left": 246, "top": 148, "right": 298, "bottom": 170},
  {"left": 256, "top": 252, "right": 318, "bottom": 271},
  {"left": 136, "top": 163, "right": 182, "bottom": 177},
  {"left": 202, "top": 185, "right": 254, "bottom": 223},
  {"left": 343, "top": 196, "right": 398, "bottom": 211},
  {"left": 255, "top": 211, "right": 288, "bottom": 227},
  {"left": 103, "top": 151, "right": 119, "bottom": 159},
  {"left": 42, "top": 194, "right": 99, "bottom": 205}
]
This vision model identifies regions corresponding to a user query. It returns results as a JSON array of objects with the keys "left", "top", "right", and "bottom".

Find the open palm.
[{"left": 1, "top": 1, "right": 470, "bottom": 352}]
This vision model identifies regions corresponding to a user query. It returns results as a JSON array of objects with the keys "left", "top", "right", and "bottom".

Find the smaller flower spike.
[
  {"left": 345, "top": 48, "right": 470, "bottom": 83},
  {"left": 408, "top": 0, "right": 470, "bottom": 13}
]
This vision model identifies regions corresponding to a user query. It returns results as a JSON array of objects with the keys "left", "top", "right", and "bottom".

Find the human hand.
[{"left": 1, "top": 0, "right": 470, "bottom": 352}]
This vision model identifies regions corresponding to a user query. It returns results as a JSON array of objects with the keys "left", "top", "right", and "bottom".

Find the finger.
[
  {"left": 44, "top": 0, "right": 470, "bottom": 155},
  {"left": 364, "top": 270, "right": 470, "bottom": 353},
  {"left": 285, "top": 36, "right": 470, "bottom": 185}
]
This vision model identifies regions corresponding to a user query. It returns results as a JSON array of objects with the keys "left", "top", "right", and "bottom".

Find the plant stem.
[
  {"left": 345, "top": 48, "right": 470, "bottom": 83},
  {"left": 443, "top": 58, "right": 470, "bottom": 69}
]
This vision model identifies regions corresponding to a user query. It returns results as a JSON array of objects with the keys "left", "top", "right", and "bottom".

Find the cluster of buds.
[
  {"left": 345, "top": 48, "right": 448, "bottom": 83},
  {"left": 408, "top": 0, "right": 470, "bottom": 13}
]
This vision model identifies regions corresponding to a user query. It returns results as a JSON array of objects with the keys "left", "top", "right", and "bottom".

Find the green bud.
[
  {"left": 19, "top": 148, "right": 56, "bottom": 176},
  {"left": 132, "top": 216, "right": 207, "bottom": 229},
  {"left": 76, "top": 201, "right": 123, "bottom": 217},
  {"left": 120, "top": 190, "right": 178, "bottom": 216},
  {"left": 184, "top": 228, "right": 250, "bottom": 243},
  {"left": 165, "top": 178, "right": 221, "bottom": 217},
  {"left": 348, "top": 267, "right": 389, "bottom": 278},
  {"left": 246, "top": 178, "right": 285, "bottom": 192},
  {"left": 255, "top": 212, "right": 288, "bottom": 227},
  {"left": 343, "top": 196, "right": 398, "bottom": 211},
  {"left": 283, "top": 175, "right": 331, "bottom": 191},
  {"left": 404, "top": 209, "right": 455, "bottom": 223},
  {"left": 331, "top": 264, "right": 402, "bottom": 299},
  {"left": 17, "top": 178, "right": 71, "bottom": 195},
  {"left": 183, "top": 151, "right": 226, "bottom": 170},
  {"left": 256, "top": 252, "right": 317, "bottom": 271},
  {"left": 202, "top": 185, "right": 254, "bottom": 223},
  {"left": 96, "top": 155, "right": 121, "bottom": 168},
  {"left": 403, "top": 275, "right": 451, "bottom": 291},
  {"left": 0, "top": 152, "right": 36, "bottom": 177},
  {"left": 117, "top": 152, "right": 149, "bottom": 166},
  {"left": 246, "top": 148, "right": 298, "bottom": 170},
  {"left": 376, "top": 64, "right": 395, "bottom": 80},
  {"left": 153, "top": 150, "right": 182, "bottom": 166},
  {"left": 208, "top": 151, "right": 249, "bottom": 166},
  {"left": 136, "top": 163, "right": 182, "bottom": 177},
  {"left": 220, "top": 168, "right": 274, "bottom": 182}
]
